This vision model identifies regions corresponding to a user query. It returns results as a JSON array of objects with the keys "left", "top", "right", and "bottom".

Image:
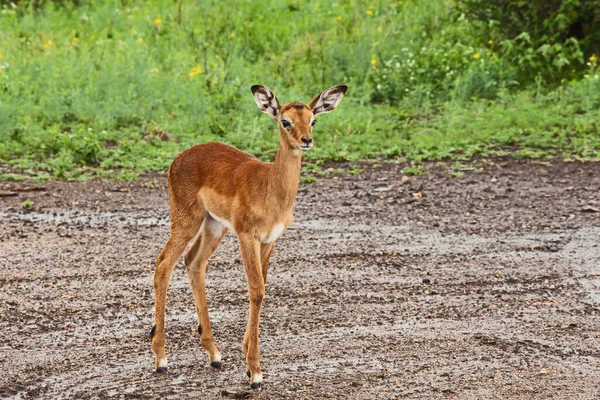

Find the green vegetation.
[
  {"left": 458, "top": 0, "right": 600, "bottom": 84},
  {"left": 401, "top": 165, "right": 424, "bottom": 176},
  {"left": 0, "top": 0, "right": 598, "bottom": 180},
  {"left": 21, "top": 199, "right": 34, "bottom": 209}
]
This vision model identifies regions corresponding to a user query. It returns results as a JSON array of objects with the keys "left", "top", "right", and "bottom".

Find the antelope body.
[{"left": 151, "top": 85, "right": 347, "bottom": 388}]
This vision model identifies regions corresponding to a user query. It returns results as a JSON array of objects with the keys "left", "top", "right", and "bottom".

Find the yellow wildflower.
[
  {"left": 230, "top": 32, "right": 235, "bottom": 38},
  {"left": 154, "top": 18, "right": 162, "bottom": 25},
  {"left": 590, "top": 55, "right": 597, "bottom": 62},
  {"left": 473, "top": 53, "right": 480, "bottom": 59},
  {"left": 371, "top": 59, "right": 377, "bottom": 69},
  {"left": 337, "top": 16, "right": 342, "bottom": 21},
  {"left": 150, "top": 67, "right": 159, "bottom": 73},
  {"left": 137, "top": 37, "right": 143, "bottom": 43},
  {"left": 377, "top": 27, "right": 382, "bottom": 33},
  {"left": 43, "top": 43, "right": 49, "bottom": 48},
  {"left": 488, "top": 39, "right": 493, "bottom": 44},
  {"left": 367, "top": 10, "right": 373, "bottom": 15},
  {"left": 189, "top": 66, "right": 201, "bottom": 77},
  {"left": 72, "top": 37, "right": 79, "bottom": 46}
]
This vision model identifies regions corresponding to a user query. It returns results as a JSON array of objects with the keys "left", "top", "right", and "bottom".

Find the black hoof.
[
  {"left": 156, "top": 366, "right": 168, "bottom": 374},
  {"left": 250, "top": 382, "right": 262, "bottom": 390},
  {"left": 210, "top": 361, "right": 222, "bottom": 369},
  {"left": 246, "top": 370, "right": 251, "bottom": 378}
]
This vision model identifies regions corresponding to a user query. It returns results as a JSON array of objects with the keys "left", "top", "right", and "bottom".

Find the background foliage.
[
  {"left": 457, "top": 0, "right": 600, "bottom": 84},
  {"left": 0, "top": 0, "right": 598, "bottom": 180}
]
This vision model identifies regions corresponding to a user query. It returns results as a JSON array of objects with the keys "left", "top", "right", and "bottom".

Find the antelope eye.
[
  {"left": 311, "top": 120, "right": 316, "bottom": 127},
  {"left": 282, "top": 120, "right": 291, "bottom": 128}
]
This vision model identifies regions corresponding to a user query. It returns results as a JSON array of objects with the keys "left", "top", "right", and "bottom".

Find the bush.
[
  {"left": 457, "top": 0, "right": 600, "bottom": 84},
  {"left": 370, "top": 41, "right": 519, "bottom": 105},
  {"left": 370, "top": 13, "right": 518, "bottom": 105}
]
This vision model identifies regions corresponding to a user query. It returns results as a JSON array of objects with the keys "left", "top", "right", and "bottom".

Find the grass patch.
[
  {"left": 300, "top": 176, "right": 318, "bottom": 184},
  {"left": 402, "top": 165, "right": 424, "bottom": 176},
  {"left": 0, "top": 0, "right": 598, "bottom": 180},
  {"left": 346, "top": 165, "right": 363, "bottom": 176},
  {"left": 21, "top": 199, "right": 34, "bottom": 209}
]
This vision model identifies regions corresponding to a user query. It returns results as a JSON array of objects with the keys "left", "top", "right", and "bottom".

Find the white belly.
[
  {"left": 207, "top": 211, "right": 235, "bottom": 232},
  {"left": 260, "top": 224, "right": 285, "bottom": 243},
  {"left": 200, "top": 215, "right": 227, "bottom": 237}
]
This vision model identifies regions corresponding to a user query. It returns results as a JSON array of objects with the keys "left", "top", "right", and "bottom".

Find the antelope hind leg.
[{"left": 185, "top": 216, "right": 227, "bottom": 369}]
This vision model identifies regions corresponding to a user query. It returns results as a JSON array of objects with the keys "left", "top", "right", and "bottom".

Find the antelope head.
[{"left": 251, "top": 85, "right": 348, "bottom": 152}]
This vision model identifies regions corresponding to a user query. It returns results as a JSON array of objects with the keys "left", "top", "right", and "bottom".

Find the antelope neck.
[{"left": 268, "top": 137, "right": 302, "bottom": 210}]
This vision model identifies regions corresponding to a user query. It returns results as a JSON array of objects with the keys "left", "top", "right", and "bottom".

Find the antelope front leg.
[{"left": 238, "top": 234, "right": 265, "bottom": 389}]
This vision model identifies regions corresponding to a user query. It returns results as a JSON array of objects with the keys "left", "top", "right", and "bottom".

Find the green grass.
[
  {"left": 402, "top": 165, "right": 424, "bottom": 176},
  {"left": 0, "top": 0, "right": 598, "bottom": 180},
  {"left": 21, "top": 199, "right": 34, "bottom": 209}
]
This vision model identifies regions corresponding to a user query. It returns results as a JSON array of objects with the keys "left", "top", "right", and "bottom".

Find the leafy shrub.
[
  {"left": 370, "top": 14, "right": 517, "bottom": 104},
  {"left": 457, "top": 0, "right": 600, "bottom": 84}
]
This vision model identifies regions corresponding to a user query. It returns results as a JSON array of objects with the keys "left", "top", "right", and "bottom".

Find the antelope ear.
[
  {"left": 309, "top": 85, "right": 348, "bottom": 116},
  {"left": 251, "top": 85, "right": 280, "bottom": 120}
]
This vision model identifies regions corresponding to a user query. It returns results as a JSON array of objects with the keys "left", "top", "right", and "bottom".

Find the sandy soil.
[{"left": 1, "top": 158, "right": 599, "bottom": 399}]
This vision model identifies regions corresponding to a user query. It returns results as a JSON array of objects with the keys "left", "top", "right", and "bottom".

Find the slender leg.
[
  {"left": 151, "top": 220, "right": 199, "bottom": 373},
  {"left": 185, "top": 216, "right": 226, "bottom": 368},
  {"left": 239, "top": 234, "right": 265, "bottom": 389},
  {"left": 260, "top": 243, "right": 275, "bottom": 284}
]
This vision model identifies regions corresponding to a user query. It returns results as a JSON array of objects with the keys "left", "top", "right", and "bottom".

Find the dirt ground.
[{"left": 1, "top": 158, "right": 599, "bottom": 399}]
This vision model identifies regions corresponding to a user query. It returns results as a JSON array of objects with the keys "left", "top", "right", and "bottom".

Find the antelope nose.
[{"left": 302, "top": 137, "right": 312, "bottom": 145}]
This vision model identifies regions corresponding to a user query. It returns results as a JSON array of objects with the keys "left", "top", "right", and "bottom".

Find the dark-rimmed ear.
[
  {"left": 251, "top": 85, "right": 280, "bottom": 120},
  {"left": 309, "top": 85, "right": 348, "bottom": 116}
]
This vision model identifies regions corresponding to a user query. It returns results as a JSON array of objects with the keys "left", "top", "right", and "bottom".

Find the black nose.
[{"left": 301, "top": 137, "right": 312, "bottom": 145}]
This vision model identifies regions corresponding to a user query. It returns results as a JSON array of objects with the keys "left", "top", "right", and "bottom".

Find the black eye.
[
  {"left": 282, "top": 120, "right": 291, "bottom": 128},
  {"left": 311, "top": 120, "right": 316, "bottom": 127}
]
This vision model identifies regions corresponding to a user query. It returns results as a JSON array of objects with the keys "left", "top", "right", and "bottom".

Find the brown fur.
[{"left": 151, "top": 85, "right": 347, "bottom": 387}]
